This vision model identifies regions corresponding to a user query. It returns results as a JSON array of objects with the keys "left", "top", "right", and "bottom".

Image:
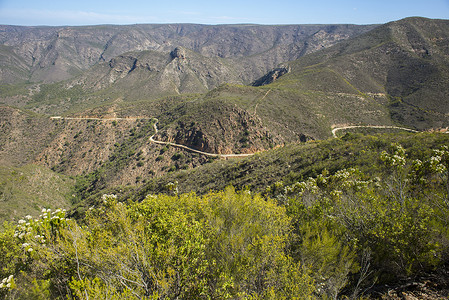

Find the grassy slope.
[
  {"left": 0, "top": 164, "right": 74, "bottom": 223},
  {"left": 284, "top": 17, "right": 449, "bottom": 130},
  {"left": 125, "top": 131, "right": 449, "bottom": 201}
]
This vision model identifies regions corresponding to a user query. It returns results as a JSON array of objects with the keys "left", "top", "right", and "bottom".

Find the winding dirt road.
[
  {"left": 149, "top": 120, "right": 253, "bottom": 158},
  {"left": 331, "top": 125, "right": 419, "bottom": 138},
  {"left": 50, "top": 116, "right": 145, "bottom": 121},
  {"left": 51, "top": 116, "right": 254, "bottom": 158},
  {"left": 51, "top": 116, "right": 429, "bottom": 159}
]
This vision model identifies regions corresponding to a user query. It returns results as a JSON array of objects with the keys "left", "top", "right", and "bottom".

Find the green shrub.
[{"left": 0, "top": 191, "right": 315, "bottom": 299}]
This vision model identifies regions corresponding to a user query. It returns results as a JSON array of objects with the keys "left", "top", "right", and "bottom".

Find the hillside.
[
  {"left": 0, "top": 18, "right": 448, "bottom": 193},
  {"left": 0, "top": 106, "right": 58, "bottom": 166},
  {"left": 129, "top": 131, "right": 449, "bottom": 199},
  {"left": 0, "top": 164, "right": 73, "bottom": 222},
  {"left": 285, "top": 17, "right": 449, "bottom": 130},
  {"left": 2, "top": 131, "right": 449, "bottom": 299},
  {"left": 2, "top": 16, "right": 449, "bottom": 299}
]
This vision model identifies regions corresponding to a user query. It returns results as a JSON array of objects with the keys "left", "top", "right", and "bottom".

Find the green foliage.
[
  {"left": 3, "top": 140, "right": 449, "bottom": 298},
  {"left": 279, "top": 143, "right": 449, "bottom": 291},
  {"left": 0, "top": 189, "right": 315, "bottom": 299},
  {"left": 0, "top": 83, "right": 29, "bottom": 97},
  {"left": 171, "top": 152, "right": 184, "bottom": 160},
  {"left": 300, "top": 223, "right": 358, "bottom": 299},
  {"left": 28, "top": 83, "right": 85, "bottom": 114},
  {"left": 0, "top": 223, "right": 22, "bottom": 299}
]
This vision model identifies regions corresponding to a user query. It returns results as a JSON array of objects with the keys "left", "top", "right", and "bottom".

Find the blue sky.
[{"left": 0, "top": 0, "right": 448, "bottom": 26}]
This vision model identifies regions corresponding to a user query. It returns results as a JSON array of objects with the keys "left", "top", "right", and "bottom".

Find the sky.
[{"left": 0, "top": 0, "right": 448, "bottom": 26}]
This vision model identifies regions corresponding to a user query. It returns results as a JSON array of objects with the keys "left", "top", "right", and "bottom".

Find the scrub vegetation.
[{"left": 1, "top": 140, "right": 449, "bottom": 299}]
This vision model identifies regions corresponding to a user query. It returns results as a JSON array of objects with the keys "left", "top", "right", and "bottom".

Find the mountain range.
[
  {"left": 1, "top": 16, "right": 449, "bottom": 219},
  {"left": 0, "top": 23, "right": 376, "bottom": 83}
]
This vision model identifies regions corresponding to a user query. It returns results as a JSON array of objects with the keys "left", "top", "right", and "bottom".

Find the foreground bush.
[
  {"left": 0, "top": 188, "right": 314, "bottom": 299},
  {"left": 1, "top": 144, "right": 449, "bottom": 299}
]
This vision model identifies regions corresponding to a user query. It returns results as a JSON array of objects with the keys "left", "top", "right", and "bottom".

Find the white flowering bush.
[
  {"left": 0, "top": 207, "right": 71, "bottom": 299},
  {"left": 380, "top": 143, "right": 406, "bottom": 167},
  {"left": 273, "top": 167, "right": 371, "bottom": 203},
  {"left": 429, "top": 146, "right": 449, "bottom": 174},
  {"left": 14, "top": 208, "right": 67, "bottom": 253},
  {"left": 101, "top": 193, "right": 117, "bottom": 203},
  {"left": 164, "top": 181, "right": 179, "bottom": 195},
  {"left": 283, "top": 177, "right": 318, "bottom": 197},
  {"left": 0, "top": 275, "right": 15, "bottom": 290}
]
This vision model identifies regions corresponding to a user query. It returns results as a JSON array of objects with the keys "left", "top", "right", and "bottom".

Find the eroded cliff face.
[
  {"left": 156, "top": 104, "right": 278, "bottom": 155},
  {"left": 252, "top": 67, "right": 290, "bottom": 86}
]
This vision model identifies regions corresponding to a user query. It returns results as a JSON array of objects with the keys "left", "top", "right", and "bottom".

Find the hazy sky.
[{"left": 0, "top": 0, "right": 448, "bottom": 26}]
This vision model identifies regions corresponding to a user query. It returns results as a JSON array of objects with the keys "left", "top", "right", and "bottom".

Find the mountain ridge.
[
  {"left": 281, "top": 17, "right": 449, "bottom": 130},
  {"left": 0, "top": 23, "right": 377, "bottom": 83}
]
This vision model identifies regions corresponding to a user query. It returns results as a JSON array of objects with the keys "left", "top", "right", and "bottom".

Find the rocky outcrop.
[
  {"left": 170, "top": 47, "right": 187, "bottom": 60},
  {"left": 108, "top": 55, "right": 138, "bottom": 73},
  {"left": 252, "top": 67, "right": 290, "bottom": 86},
  {"left": 157, "top": 103, "right": 277, "bottom": 154},
  {"left": 107, "top": 55, "right": 138, "bottom": 82}
]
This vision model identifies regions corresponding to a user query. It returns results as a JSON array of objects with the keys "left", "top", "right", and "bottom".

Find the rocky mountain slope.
[
  {"left": 0, "top": 17, "right": 448, "bottom": 211},
  {"left": 0, "top": 23, "right": 376, "bottom": 83},
  {"left": 66, "top": 47, "right": 243, "bottom": 100},
  {"left": 285, "top": 17, "right": 449, "bottom": 130}
]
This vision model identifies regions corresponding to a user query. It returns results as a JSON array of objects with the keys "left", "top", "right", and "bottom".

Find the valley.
[
  {"left": 1, "top": 16, "right": 449, "bottom": 299},
  {"left": 2, "top": 15, "right": 449, "bottom": 224}
]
